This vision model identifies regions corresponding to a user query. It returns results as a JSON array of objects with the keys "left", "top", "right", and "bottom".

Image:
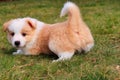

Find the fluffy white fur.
[{"left": 60, "top": 2, "right": 76, "bottom": 17}]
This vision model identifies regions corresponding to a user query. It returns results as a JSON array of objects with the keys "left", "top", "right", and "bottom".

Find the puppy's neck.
[{"left": 25, "top": 21, "right": 44, "bottom": 50}]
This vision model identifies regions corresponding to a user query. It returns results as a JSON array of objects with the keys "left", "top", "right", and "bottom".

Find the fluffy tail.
[{"left": 60, "top": 2, "right": 82, "bottom": 27}]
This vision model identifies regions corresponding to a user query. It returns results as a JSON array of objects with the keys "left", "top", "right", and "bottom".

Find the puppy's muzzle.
[{"left": 14, "top": 41, "right": 20, "bottom": 47}]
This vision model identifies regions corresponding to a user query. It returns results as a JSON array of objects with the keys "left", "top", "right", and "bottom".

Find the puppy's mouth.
[
  {"left": 15, "top": 44, "right": 26, "bottom": 48},
  {"left": 15, "top": 46, "right": 24, "bottom": 48}
]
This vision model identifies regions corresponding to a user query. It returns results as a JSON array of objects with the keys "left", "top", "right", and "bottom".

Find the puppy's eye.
[
  {"left": 22, "top": 33, "right": 26, "bottom": 37},
  {"left": 11, "top": 32, "right": 14, "bottom": 36}
]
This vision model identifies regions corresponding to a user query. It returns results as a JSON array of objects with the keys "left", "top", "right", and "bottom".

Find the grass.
[{"left": 0, "top": 0, "right": 120, "bottom": 80}]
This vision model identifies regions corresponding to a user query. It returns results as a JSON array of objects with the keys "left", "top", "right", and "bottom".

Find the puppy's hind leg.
[{"left": 49, "top": 39, "right": 75, "bottom": 62}]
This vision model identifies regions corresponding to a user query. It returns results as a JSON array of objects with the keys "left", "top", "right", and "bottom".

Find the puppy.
[{"left": 3, "top": 2, "right": 94, "bottom": 62}]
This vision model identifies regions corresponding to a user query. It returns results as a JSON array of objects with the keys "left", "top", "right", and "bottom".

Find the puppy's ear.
[
  {"left": 26, "top": 19, "right": 36, "bottom": 29},
  {"left": 3, "top": 20, "right": 13, "bottom": 32}
]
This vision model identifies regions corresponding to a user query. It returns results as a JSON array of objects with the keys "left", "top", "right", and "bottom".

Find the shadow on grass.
[
  {"left": 0, "top": 47, "right": 58, "bottom": 60},
  {"left": 0, "top": 44, "right": 87, "bottom": 61}
]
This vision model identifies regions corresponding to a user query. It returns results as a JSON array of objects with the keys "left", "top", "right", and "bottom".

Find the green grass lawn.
[{"left": 0, "top": 0, "right": 120, "bottom": 80}]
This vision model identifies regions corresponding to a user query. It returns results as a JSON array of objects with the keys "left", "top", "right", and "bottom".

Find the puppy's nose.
[{"left": 15, "top": 41, "right": 20, "bottom": 47}]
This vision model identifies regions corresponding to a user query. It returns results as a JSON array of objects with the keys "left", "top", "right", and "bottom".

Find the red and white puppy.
[{"left": 3, "top": 2, "right": 94, "bottom": 62}]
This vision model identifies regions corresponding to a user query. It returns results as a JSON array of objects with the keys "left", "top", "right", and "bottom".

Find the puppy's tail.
[{"left": 60, "top": 2, "right": 82, "bottom": 27}]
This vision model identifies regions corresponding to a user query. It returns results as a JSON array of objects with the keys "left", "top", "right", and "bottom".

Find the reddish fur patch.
[{"left": 3, "top": 19, "right": 13, "bottom": 32}]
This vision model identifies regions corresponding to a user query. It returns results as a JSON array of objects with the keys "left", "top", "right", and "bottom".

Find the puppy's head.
[{"left": 3, "top": 18, "right": 37, "bottom": 48}]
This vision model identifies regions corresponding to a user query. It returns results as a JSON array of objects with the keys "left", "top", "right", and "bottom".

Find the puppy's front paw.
[
  {"left": 12, "top": 50, "right": 23, "bottom": 55},
  {"left": 12, "top": 52, "right": 20, "bottom": 55},
  {"left": 52, "top": 60, "right": 59, "bottom": 63}
]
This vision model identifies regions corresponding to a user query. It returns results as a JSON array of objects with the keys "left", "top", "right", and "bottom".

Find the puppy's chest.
[{"left": 30, "top": 28, "right": 51, "bottom": 54}]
